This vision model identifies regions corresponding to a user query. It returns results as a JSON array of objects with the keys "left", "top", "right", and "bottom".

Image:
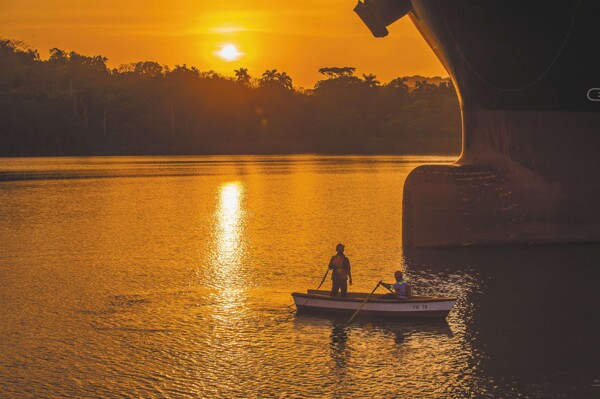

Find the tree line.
[{"left": 0, "top": 39, "right": 461, "bottom": 156}]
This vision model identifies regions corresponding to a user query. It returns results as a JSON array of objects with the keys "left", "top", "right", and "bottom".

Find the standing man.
[{"left": 329, "top": 243, "right": 352, "bottom": 297}]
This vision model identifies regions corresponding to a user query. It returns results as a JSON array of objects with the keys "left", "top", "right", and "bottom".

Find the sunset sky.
[{"left": 0, "top": 0, "right": 447, "bottom": 87}]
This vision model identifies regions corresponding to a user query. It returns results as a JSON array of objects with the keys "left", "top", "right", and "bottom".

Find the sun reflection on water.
[
  {"left": 210, "top": 181, "right": 246, "bottom": 311},
  {"left": 216, "top": 182, "right": 244, "bottom": 259}
]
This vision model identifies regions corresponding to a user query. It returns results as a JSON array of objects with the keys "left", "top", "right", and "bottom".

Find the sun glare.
[{"left": 216, "top": 44, "right": 243, "bottom": 62}]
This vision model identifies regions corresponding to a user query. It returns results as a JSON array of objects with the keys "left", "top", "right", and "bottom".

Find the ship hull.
[{"left": 403, "top": 0, "right": 600, "bottom": 247}]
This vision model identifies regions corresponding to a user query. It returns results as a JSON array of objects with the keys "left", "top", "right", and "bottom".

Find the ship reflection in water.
[
  {"left": 0, "top": 156, "right": 598, "bottom": 398},
  {"left": 404, "top": 244, "right": 600, "bottom": 398}
]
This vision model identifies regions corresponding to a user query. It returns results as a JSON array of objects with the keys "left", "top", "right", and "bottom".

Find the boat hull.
[{"left": 292, "top": 291, "right": 456, "bottom": 319}]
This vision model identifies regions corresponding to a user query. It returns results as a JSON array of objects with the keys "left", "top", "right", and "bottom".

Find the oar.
[
  {"left": 346, "top": 281, "right": 381, "bottom": 323},
  {"left": 381, "top": 282, "right": 396, "bottom": 295},
  {"left": 289, "top": 268, "right": 330, "bottom": 312},
  {"left": 314, "top": 267, "right": 330, "bottom": 292}
]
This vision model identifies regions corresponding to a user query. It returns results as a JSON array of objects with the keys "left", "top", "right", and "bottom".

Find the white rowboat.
[{"left": 292, "top": 290, "right": 456, "bottom": 319}]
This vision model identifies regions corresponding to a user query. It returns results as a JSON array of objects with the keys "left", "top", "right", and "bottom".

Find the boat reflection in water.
[{"left": 294, "top": 314, "right": 455, "bottom": 398}]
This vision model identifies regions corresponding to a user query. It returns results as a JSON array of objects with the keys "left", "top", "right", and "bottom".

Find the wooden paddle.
[
  {"left": 289, "top": 267, "right": 330, "bottom": 312},
  {"left": 381, "top": 282, "right": 396, "bottom": 295},
  {"left": 346, "top": 281, "right": 381, "bottom": 323}
]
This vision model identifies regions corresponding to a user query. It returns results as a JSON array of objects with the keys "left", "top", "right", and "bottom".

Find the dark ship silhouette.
[{"left": 356, "top": 0, "right": 600, "bottom": 247}]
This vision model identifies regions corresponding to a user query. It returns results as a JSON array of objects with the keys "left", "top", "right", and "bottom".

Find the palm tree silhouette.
[
  {"left": 261, "top": 69, "right": 279, "bottom": 84},
  {"left": 234, "top": 67, "right": 251, "bottom": 85},
  {"left": 362, "top": 73, "right": 380, "bottom": 88},
  {"left": 276, "top": 72, "right": 293, "bottom": 90},
  {"left": 413, "top": 80, "right": 436, "bottom": 96},
  {"left": 259, "top": 69, "right": 293, "bottom": 90},
  {"left": 389, "top": 77, "right": 409, "bottom": 93}
]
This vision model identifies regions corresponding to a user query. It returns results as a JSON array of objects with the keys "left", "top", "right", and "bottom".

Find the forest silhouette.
[{"left": 0, "top": 39, "right": 460, "bottom": 156}]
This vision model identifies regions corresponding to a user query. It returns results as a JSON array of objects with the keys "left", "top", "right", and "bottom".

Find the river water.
[{"left": 0, "top": 155, "right": 598, "bottom": 398}]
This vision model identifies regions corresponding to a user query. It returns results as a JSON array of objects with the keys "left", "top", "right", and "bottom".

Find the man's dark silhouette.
[{"left": 329, "top": 243, "right": 352, "bottom": 297}]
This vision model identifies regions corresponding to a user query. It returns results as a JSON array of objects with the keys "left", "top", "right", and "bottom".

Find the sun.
[{"left": 216, "top": 44, "right": 243, "bottom": 62}]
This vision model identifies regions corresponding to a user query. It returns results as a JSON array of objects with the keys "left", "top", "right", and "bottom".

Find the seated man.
[{"left": 381, "top": 271, "right": 412, "bottom": 300}]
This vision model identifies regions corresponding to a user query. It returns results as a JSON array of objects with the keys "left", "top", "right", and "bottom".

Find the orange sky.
[{"left": 0, "top": 0, "right": 447, "bottom": 88}]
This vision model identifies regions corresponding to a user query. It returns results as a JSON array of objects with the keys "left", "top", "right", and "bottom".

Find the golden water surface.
[{"left": 0, "top": 155, "right": 598, "bottom": 398}]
